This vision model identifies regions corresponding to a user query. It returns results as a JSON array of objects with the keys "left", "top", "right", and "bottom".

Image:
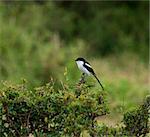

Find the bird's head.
[{"left": 75, "top": 57, "right": 85, "bottom": 62}]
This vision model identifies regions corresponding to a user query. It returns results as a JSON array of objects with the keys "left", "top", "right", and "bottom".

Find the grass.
[{"left": 88, "top": 53, "right": 149, "bottom": 126}]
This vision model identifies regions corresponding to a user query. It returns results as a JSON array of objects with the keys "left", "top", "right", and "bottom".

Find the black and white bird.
[{"left": 75, "top": 57, "right": 104, "bottom": 90}]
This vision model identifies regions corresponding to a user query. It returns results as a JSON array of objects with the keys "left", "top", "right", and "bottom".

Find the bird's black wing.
[
  {"left": 83, "top": 62, "right": 95, "bottom": 75},
  {"left": 84, "top": 62, "right": 104, "bottom": 90}
]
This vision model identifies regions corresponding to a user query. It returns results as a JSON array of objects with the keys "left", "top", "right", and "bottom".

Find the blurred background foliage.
[{"left": 0, "top": 0, "right": 149, "bottom": 123}]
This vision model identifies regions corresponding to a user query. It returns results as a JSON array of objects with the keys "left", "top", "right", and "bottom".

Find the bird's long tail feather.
[{"left": 93, "top": 74, "right": 104, "bottom": 90}]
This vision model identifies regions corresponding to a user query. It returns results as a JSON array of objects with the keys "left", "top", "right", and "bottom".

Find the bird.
[{"left": 75, "top": 57, "right": 104, "bottom": 90}]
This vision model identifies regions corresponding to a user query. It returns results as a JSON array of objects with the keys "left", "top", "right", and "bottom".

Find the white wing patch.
[{"left": 85, "top": 63, "right": 92, "bottom": 68}]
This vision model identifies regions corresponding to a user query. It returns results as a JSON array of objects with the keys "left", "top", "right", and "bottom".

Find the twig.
[
  {"left": 5, "top": 104, "right": 21, "bottom": 136},
  {"left": 27, "top": 110, "right": 32, "bottom": 135}
]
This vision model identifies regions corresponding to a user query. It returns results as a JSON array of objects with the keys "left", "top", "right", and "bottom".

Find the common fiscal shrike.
[{"left": 75, "top": 57, "right": 104, "bottom": 90}]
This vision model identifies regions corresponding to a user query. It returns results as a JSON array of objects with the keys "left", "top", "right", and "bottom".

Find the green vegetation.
[
  {"left": 0, "top": 81, "right": 149, "bottom": 136},
  {"left": 123, "top": 97, "right": 149, "bottom": 136},
  {"left": 0, "top": 1, "right": 149, "bottom": 136},
  {"left": 0, "top": 81, "right": 108, "bottom": 136}
]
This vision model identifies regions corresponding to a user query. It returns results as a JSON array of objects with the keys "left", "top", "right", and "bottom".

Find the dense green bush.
[
  {"left": 123, "top": 95, "right": 150, "bottom": 136},
  {"left": 0, "top": 80, "right": 108, "bottom": 136},
  {"left": 0, "top": 81, "right": 149, "bottom": 137}
]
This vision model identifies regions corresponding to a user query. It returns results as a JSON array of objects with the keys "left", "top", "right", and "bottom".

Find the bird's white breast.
[{"left": 76, "top": 61, "right": 91, "bottom": 75}]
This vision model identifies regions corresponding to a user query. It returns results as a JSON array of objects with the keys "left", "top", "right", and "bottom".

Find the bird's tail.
[{"left": 93, "top": 74, "right": 104, "bottom": 90}]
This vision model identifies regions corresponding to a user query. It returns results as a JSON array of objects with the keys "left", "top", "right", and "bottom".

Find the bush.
[
  {"left": 88, "top": 97, "right": 149, "bottom": 137},
  {"left": 0, "top": 80, "right": 108, "bottom": 137},
  {"left": 123, "top": 95, "right": 150, "bottom": 136},
  {"left": 0, "top": 80, "right": 149, "bottom": 137}
]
